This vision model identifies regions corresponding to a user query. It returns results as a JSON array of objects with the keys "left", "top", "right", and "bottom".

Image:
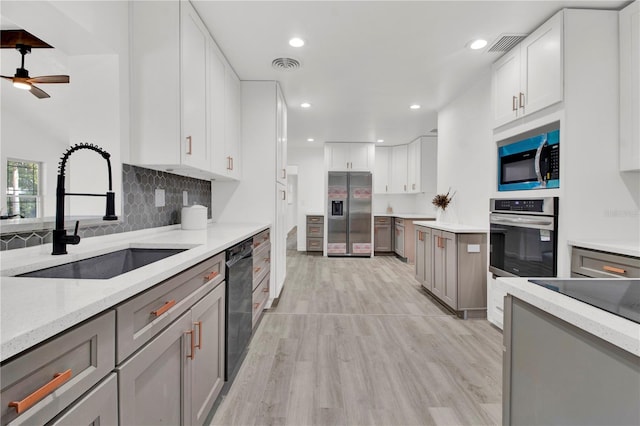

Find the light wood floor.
[{"left": 211, "top": 244, "right": 503, "bottom": 426}]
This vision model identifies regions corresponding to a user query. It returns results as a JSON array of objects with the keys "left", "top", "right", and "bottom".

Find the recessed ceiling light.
[
  {"left": 376, "top": 139, "right": 384, "bottom": 143},
  {"left": 410, "top": 104, "right": 421, "bottom": 110},
  {"left": 469, "top": 39, "right": 488, "bottom": 50},
  {"left": 307, "top": 138, "right": 315, "bottom": 142},
  {"left": 301, "top": 102, "right": 311, "bottom": 108},
  {"left": 289, "top": 37, "right": 305, "bottom": 48}
]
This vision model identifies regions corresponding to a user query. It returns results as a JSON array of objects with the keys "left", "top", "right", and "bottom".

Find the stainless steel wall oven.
[{"left": 490, "top": 197, "right": 558, "bottom": 277}]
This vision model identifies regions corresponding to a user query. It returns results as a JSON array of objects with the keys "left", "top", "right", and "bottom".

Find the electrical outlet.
[
  {"left": 155, "top": 189, "right": 165, "bottom": 207},
  {"left": 183, "top": 191, "right": 188, "bottom": 206}
]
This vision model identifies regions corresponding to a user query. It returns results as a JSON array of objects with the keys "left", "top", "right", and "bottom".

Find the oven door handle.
[{"left": 491, "top": 216, "right": 553, "bottom": 226}]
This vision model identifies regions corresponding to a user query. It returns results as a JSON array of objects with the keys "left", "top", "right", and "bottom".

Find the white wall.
[
  {"left": 437, "top": 71, "right": 493, "bottom": 227},
  {"left": 288, "top": 145, "right": 325, "bottom": 250}
]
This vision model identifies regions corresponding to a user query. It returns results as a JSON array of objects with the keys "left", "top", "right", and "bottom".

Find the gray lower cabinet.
[
  {"left": 46, "top": 373, "right": 118, "bottom": 426},
  {"left": 571, "top": 246, "right": 640, "bottom": 278},
  {"left": 415, "top": 225, "right": 487, "bottom": 318},
  {"left": 117, "top": 283, "right": 226, "bottom": 426},
  {"left": 394, "top": 219, "right": 405, "bottom": 258},
  {"left": 503, "top": 295, "right": 640, "bottom": 425},
  {"left": 306, "top": 215, "right": 324, "bottom": 252},
  {"left": 415, "top": 227, "right": 432, "bottom": 290},
  {"left": 0, "top": 311, "right": 115, "bottom": 426},
  {"left": 374, "top": 216, "right": 392, "bottom": 252}
]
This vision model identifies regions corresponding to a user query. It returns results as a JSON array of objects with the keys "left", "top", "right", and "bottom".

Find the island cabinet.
[
  {"left": 117, "top": 253, "right": 226, "bottom": 426},
  {"left": 415, "top": 224, "right": 487, "bottom": 318},
  {"left": 503, "top": 295, "right": 640, "bottom": 425}
]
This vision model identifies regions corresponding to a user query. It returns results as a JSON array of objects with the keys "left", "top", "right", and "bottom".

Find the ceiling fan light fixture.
[{"left": 13, "top": 80, "right": 31, "bottom": 90}]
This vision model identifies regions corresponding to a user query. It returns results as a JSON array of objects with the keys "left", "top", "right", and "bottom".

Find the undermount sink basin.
[{"left": 17, "top": 248, "right": 188, "bottom": 280}]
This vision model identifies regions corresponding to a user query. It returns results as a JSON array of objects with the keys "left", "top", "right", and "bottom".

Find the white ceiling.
[{"left": 192, "top": 0, "right": 628, "bottom": 147}]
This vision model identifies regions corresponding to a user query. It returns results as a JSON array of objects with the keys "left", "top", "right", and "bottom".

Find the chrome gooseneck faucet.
[{"left": 53, "top": 143, "right": 118, "bottom": 255}]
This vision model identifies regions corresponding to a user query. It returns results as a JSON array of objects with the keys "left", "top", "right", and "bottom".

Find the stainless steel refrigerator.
[{"left": 327, "top": 172, "right": 372, "bottom": 256}]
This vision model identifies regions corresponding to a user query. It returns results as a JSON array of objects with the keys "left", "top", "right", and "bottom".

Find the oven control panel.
[{"left": 493, "top": 199, "right": 544, "bottom": 212}]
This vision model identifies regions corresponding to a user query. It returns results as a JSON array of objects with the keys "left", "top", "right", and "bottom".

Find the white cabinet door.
[
  {"left": 349, "top": 144, "right": 372, "bottom": 171},
  {"left": 275, "top": 183, "right": 287, "bottom": 296},
  {"left": 492, "top": 47, "right": 521, "bottom": 128},
  {"left": 224, "top": 66, "right": 242, "bottom": 180},
  {"left": 276, "top": 86, "right": 288, "bottom": 184},
  {"left": 520, "top": 12, "right": 563, "bottom": 117},
  {"left": 619, "top": 0, "right": 640, "bottom": 171},
  {"left": 374, "top": 146, "right": 390, "bottom": 193},
  {"left": 180, "top": 1, "right": 209, "bottom": 171},
  {"left": 391, "top": 145, "right": 408, "bottom": 193},
  {"left": 327, "top": 144, "right": 350, "bottom": 171},
  {"left": 407, "top": 138, "right": 421, "bottom": 193},
  {"left": 209, "top": 43, "right": 227, "bottom": 177}
]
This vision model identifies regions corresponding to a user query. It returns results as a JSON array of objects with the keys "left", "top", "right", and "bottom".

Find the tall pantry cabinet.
[{"left": 213, "top": 81, "right": 288, "bottom": 301}]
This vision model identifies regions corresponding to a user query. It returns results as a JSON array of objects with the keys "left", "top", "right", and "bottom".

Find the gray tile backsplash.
[{"left": 0, "top": 164, "right": 211, "bottom": 251}]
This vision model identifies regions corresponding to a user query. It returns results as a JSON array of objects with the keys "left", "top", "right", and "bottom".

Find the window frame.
[{"left": 5, "top": 158, "right": 43, "bottom": 218}]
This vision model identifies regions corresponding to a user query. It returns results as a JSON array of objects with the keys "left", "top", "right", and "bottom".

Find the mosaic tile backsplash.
[{"left": 1, "top": 164, "right": 212, "bottom": 251}]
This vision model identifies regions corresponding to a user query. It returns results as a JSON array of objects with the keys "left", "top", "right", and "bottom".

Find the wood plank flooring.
[{"left": 211, "top": 244, "right": 503, "bottom": 426}]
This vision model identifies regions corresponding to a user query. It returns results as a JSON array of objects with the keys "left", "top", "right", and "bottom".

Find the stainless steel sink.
[{"left": 17, "top": 248, "right": 188, "bottom": 280}]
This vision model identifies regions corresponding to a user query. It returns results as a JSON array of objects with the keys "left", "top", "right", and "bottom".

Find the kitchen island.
[{"left": 496, "top": 277, "right": 639, "bottom": 425}]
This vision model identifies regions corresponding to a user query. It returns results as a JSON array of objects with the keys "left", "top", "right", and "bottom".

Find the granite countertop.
[
  {"left": 495, "top": 277, "right": 640, "bottom": 357},
  {"left": 374, "top": 213, "right": 436, "bottom": 219},
  {"left": 413, "top": 221, "right": 488, "bottom": 233},
  {"left": 0, "top": 222, "right": 269, "bottom": 361},
  {"left": 568, "top": 239, "right": 640, "bottom": 258}
]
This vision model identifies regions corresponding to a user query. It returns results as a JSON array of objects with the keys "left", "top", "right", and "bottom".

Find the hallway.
[{"left": 211, "top": 246, "right": 503, "bottom": 426}]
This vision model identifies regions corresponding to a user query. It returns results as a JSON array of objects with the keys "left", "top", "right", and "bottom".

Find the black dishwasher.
[{"left": 224, "top": 238, "right": 253, "bottom": 381}]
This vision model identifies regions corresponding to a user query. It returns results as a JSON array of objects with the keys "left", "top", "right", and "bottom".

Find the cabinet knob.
[
  {"left": 151, "top": 300, "right": 176, "bottom": 317},
  {"left": 519, "top": 92, "right": 525, "bottom": 110},
  {"left": 194, "top": 321, "right": 202, "bottom": 350},
  {"left": 512, "top": 96, "right": 518, "bottom": 111},
  {"left": 186, "top": 329, "right": 195, "bottom": 360}
]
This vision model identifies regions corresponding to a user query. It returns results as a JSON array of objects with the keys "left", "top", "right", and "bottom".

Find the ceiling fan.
[{"left": 1, "top": 44, "right": 69, "bottom": 99}]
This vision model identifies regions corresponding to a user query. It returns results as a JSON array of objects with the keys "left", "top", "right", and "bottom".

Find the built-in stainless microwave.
[{"left": 498, "top": 123, "right": 559, "bottom": 191}]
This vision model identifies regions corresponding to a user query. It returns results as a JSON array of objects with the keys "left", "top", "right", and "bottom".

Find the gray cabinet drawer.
[
  {"left": 253, "top": 242, "right": 271, "bottom": 289},
  {"left": 571, "top": 247, "right": 640, "bottom": 278},
  {"left": 46, "top": 373, "right": 118, "bottom": 426},
  {"left": 252, "top": 274, "right": 270, "bottom": 328},
  {"left": 253, "top": 230, "right": 270, "bottom": 251},
  {"left": 306, "top": 223, "right": 324, "bottom": 238},
  {"left": 116, "top": 252, "right": 225, "bottom": 363},
  {"left": 307, "top": 238, "right": 323, "bottom": 252},
  {"left": 394, "top": 217, "right": 404, "bottom": 226},
  {"left": 374, "top": 216, "right": 391, "bottom": 225},
  {"left": 306, "top": 215, "right": 324, "bottom": 224},
  {"left": 1, "top": 311, "right": 115, "bottom": 426}
]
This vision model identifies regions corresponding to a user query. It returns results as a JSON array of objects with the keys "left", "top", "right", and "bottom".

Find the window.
[{"left": 6, "top": 160, "right": 41, "bottom": 218}]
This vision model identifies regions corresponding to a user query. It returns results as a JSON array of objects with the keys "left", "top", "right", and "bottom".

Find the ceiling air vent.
[
  {"left": 487, "top": 34, "right": 528, "bottom": 53},
  {"left": 272, "top": 57, "right": 301, "bottom": 71}
]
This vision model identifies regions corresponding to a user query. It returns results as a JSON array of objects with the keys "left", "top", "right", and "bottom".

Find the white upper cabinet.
[
  {"left": 619, "top": 0, "right": 640, "bottom": 171},
  {"left": 492, "top": 11, "right": 563, "bottom": 128},
  {"left": 374, "top": 137, "right": 437, "bottom": 196},
  {"left": 326, "top": 143, "right": 374, "bottom": 171},
  {"left": 374, "top": 146, "right": 391, "bottom": 193},
  {"left": 130, "top": 0, "right": 240, "bottom": 180},
  {"left": 407, "top": 138, "right": 421, "bottom": 193},
  {"left": 180, "top": 2, "right": 209, "bottom": 171},
  {"left": 224, "top": 66, "right": 242, "bottom": 180},
  {"left": 391, "top": 144, "right": 408, "bottom": 193}
]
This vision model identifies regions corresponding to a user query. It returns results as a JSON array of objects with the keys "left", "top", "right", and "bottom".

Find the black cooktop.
[{"left": 528, "top": 279, "right": 640, "bottom": 324}]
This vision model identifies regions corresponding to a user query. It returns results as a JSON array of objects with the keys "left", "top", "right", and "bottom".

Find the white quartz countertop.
[
  {"left": 0, "top": 222, "right": 269, "bottom": 361},
  {"left": 413, "top": 221, "right": 488, "bottom": 233},
  {"left": 495, "top": 277, "right": 640, "bottom": 357},
  {"left": 568, "top": 240, "right": 640, "bottom": 258},
  {"left": 306, "top": 212, "right": 325, "bottom": 216},
  {"left": 374, "top": 213, "right": 436, "bottom": 219}
]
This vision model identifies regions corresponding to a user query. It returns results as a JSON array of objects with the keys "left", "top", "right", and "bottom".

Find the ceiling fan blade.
[
  {"left": 1, "top": 75, "right": 14, "bottom": 81},
  {"left": 30, "top": 85, "right": 50, "bottom": 99},
  {"left": 28, "top": 75, "right": 69, "bottom": 84}
]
